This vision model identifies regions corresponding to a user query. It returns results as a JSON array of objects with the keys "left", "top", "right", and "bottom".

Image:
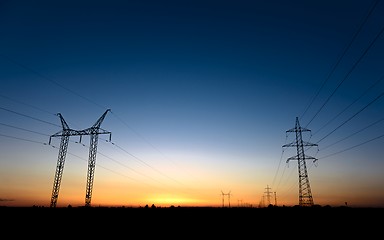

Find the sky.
[{"left": 1, "top": 0, "right": 384, "bottom": 208}]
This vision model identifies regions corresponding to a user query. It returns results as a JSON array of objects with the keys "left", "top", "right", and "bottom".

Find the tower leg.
[
  {"left": 50, "top": 135, "right": 69, "bottom": 208},
  {"left": 85, "top": 133, "right": 99, "bottom": 207}
]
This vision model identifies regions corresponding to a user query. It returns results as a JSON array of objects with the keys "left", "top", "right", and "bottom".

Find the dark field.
[{"left": 1, "top": 206, "right": 382, "bottom": 236}]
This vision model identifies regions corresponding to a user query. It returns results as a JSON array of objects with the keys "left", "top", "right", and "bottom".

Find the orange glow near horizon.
[{"left": 145, "top": 194, "right": 215, "bottom": 207}]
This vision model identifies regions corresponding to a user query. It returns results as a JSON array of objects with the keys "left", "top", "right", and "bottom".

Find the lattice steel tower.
[
  {"left": 282, "top": 117, "right": 317, "bottom": 207},
  {"left": 49, "top": 109, "right": 111, "bottom": 207}
]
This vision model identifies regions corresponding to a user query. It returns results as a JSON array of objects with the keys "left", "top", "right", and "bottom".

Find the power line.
[
  {"left": 75, "top": 141, "right": 171, "bottom": 187},
  {"left": 305, "top": 18, "right": 384, "bottom": 128},
  {"left": 271, "top": 147, "right": 285, "bottom": 191},
  {"left": 0, "top": 96, "right": 187, "bottom": 188},
  {"left": 0, "top": 133, "right": 48, "bottom": 145},
  {"left": 320, "top": 116, "right": 384, "bottom": 151},
  {"left": 300, "top": 0, "right": 380, "bottom": 122},
  {"left": 0, "top": 122, "right": 50, "bottom": 136},
  {"left": 0, "top": 124, "right": 172, "bottom": 190},
  {"left": 0, "top": 106, "right": 60, "bottom": 127},
  {"left": 110, "top": 111, "right": 186, "bottom": 170},
  {"left": 312, "top": 75, "right": 384, "bottom": 137},
  {"left": 0, "top": 54, "right": 108, "bottom": 111},
  {"left": 0, "top": 94, "right": 56, "bottom": 116},
  {"left": 0, "top": 103, "right": 197, "bottom": 197},
  {"left": 319, "top": 133, "right": 384, "bottom": 159},
  {"left": 108, "top": 140, "right": 188, "bottom": 188},
  {"left": 1, "top": 54, "right": 193, "bottom": 188},
  {"left": 316, "top": 91, "right": 384, "bottom": 144},
  {"left": 0, "top": 110, "right": 204, "bottom": 206}
]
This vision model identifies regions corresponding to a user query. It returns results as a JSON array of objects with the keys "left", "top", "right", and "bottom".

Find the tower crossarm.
[
  {"left": 286, "top": 126, "right": 311, "bottom": 133},
  {"left": 81, "top": 128, "right": 111, "bottom": 140},
  {"left": 49, "top": 129, "right": 90, "bottom": 145},
  {"left": 286, "top": 155, "right": 317, "bottom": 163},
  {"left": 282, "top": 141, "right": 317, "bottom": 148}
]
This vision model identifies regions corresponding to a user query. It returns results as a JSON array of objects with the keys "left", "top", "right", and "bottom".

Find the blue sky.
[{"left": 1, "top": 0, "right": 384, "bottom": 207}]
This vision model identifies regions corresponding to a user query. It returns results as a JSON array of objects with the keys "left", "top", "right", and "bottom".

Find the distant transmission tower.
[
  {"left": 264, "top": 185, "right": 272, "bottom": 206},
  {"left": 49, "top": 109, "right": 111, "bottom": 208},
  {"left": 221, "top": 190, "right": 232, "bottom": 207},
  {"left": 274, "top": 191, "right": 277, "bottom": 206},
  {"left": 282, "top": 117, "right": 317, "bottom": 207}
]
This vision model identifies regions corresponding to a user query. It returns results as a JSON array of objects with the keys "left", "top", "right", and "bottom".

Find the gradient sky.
[{"left": 1, "top": 0, "right": 384, "bottom": 208}]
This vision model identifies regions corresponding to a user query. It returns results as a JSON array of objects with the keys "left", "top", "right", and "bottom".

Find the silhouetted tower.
[
  {"left": 227, "top": 191, "right": 232, "bottom": 208},
  {"left": 49, "top": 109, "right": 111, "bottom": 208},
  {"left": 83, "top": 109, "right": 111, "bottom": 207},
  {"left": 282, "top": 117, "right": 317, "bottom": 207},
  {"left": 221, "top": 190, "right": 232, "bottom": 207},
  {"left": 274, "top": 191, "right": 277, "bottom": 206},
  {"left": 221, "top": 190, "right": 226, "bottom": 207},
  {"left": 49, "top": 113, "right": 83, "bottom": 208},
  {"left": 264, "top": 185, "right": 272, "bottom": 206}
]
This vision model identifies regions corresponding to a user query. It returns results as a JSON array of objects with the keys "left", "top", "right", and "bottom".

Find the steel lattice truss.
[
  {"left": 49, "top": 109, "right": 111, "bottom": 208},
  {"left": 283, "top": 117, "right": 317, "bottom": 207}
]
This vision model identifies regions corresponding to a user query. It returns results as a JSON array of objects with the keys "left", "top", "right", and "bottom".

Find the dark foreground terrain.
[{"left": 1, "top": 205, "right": 382, "bottom": 236}]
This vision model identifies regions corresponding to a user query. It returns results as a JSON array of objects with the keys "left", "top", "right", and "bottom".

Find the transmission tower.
[
  {"left": 282, "top": 117, "right": 317, "bottom": 207},
  {"left": 274, "top": 191, "right": 277, "bottom": 206},
  {"left": 264, "top": 185, "right": 272, "bottom": 206},
  {"left": 49, "top": 109, "right": 111, "bottom": 208},
  {"left": 221, "top": 190, "right": 232, "bottom": 208}
]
